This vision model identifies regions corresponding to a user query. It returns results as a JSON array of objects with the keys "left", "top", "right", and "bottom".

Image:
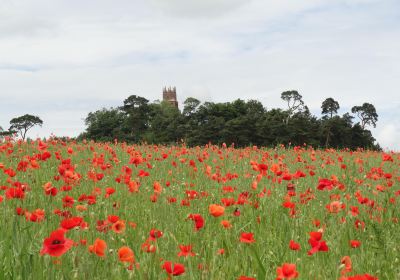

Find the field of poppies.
[{"left": 0, "top": 138, "right": 399, "bottom": 279}]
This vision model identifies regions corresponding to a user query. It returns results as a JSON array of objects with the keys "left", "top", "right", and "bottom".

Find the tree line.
[{"left": 79, "top": 91, "right": 380, "bottom": 150}]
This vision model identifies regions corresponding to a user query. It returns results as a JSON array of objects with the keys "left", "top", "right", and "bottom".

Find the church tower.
[{"left": 162, "top": 86, "right": 178, "bottom": 108}]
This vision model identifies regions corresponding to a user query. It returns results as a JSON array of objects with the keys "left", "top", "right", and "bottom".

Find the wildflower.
[
  {"left": 40, "top": 228, "right": 73, "bottom": 257},
  {"left": 308, "top": 232, "right": 329, "bottom": 255},
  {"left": 239, "top": 232, "right": 255, "bottom": 243},
  {"left": 177, "top": 244, "right": 195, "bottom": 257},
  {"left": 118, "top": 246, "right": 135, "bottom": 263},
  {"left": 162, "top": 261, "right": 185, "bottom": 276},
  {"left": 289, "top": 240, "right": 301, "bottom": 251},
  {"left": 276, "top": 263, "right": 299, "bottom": 279},
  {"left": 88, "top": 238, "right": 107, "bottom": 257},
  {"left": 209, "top": 204, "right": 225, "bottom": 217}
]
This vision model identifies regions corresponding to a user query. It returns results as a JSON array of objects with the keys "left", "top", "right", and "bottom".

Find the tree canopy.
[
  {"left": 80, "top": 92, "right": 379, "bottom": 150},
  {"left": 351, "top": 103, "right": 378, "bottom": 129},
  {"left": 9, "top": 114, "right": 43, "bottom": 140}
]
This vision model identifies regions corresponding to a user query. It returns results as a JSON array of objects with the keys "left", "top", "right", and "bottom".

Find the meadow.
[{"left": 0, "top": 139, "right": 398, "bottom": 279}]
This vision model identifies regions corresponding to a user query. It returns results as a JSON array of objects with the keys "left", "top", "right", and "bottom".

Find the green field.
[{"left": 0, "top": 140, "right": 398, "bottom": 279}]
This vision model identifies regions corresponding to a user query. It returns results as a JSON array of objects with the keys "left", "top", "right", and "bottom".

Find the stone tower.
[{"left": 162, "top": 86, "right": 178, "bottom": 108}]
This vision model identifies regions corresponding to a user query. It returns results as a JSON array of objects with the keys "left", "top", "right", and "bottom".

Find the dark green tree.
[
  {"left": 351, "top": 103, "right": 378, "bottom": 129},
  {"left": 321, "top": 98, "right": 340, "bottom": 147},
  {"left": 145, "top": 101, "right": 183, "bottom": 143},
  {"left": 182, "top": 97, "right": 201, "bottom": 117},
  {"left": 120, "top": 95, "right": 151, "bottom": 142},
  {"left": 9, "top": 114, "right": 43, "bottom": 140},
  {"left": 321, "top": 97, "right": 340, "bottom": 119},
  {"left": 84, "top": 108, "right": 126, "bottom": 141}
]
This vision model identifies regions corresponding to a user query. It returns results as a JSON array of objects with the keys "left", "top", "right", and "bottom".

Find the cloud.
[
  {"left": 376, "top": 124, "right": 400, "bottom": 152},
  {"left": 148, "top": 0, "right": 249, "bottom": 18}
]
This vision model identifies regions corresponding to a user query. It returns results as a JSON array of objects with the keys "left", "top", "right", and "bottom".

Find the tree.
[
  {"left": 351, "top": 103, "right": 378, "bottom": 129},
  {"left": 9, "top": 114, "right": 43, "bottom": 140},
  {"left": 281, "top": 90, "right": 306, "bottom": 124},
  {"left": 321, "top": 98, "right": 340, "bottom": 147},
  {"left": 145, "top": 101, "right": 183, "bottom": 143},
  {"left": 183, "top": 97, "right": 201, "bottom": 117},
  {"left": 120, "top": 95, "right": 151, "bottom": 142},
  {"left": 321, "top": 97, "right": 340, "bottom": 119},
  {"left": 84, "top": 108, "right": 127, "bottom": 141}
]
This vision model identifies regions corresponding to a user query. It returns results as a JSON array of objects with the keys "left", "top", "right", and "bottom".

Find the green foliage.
[
  {"left": 351, "top": 103, "right": 378, "bottom": 129},
  {"left": 84, "top": 108, "right": 126, "bottom": 142},
  {"left": 82, "top": 93, "right": 379, "bottom": 150},
  {"left": 321, "top": 97, "right": 340, "bottom": 119}
]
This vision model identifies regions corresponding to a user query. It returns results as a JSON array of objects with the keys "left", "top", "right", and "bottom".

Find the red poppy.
[
  {"left": 289, "top": 240, "right": 301, "bottom": 251},
  {"left": 276, "top": 263, "right": 299, "bottom": 279},
  {"left": 209, "top": 204, "right": 225, "bottom": 217},
  {"left": 188, "top": 214, "right": 204, "bottom": 231},
  {"left": 340, "top": 274, "right": 378, "bottom": 280},
  {"left": 221, "top": 220, "right": 232, "bottom": 229},
  {"left": 239, "top": 232, "right": 255, "bottom": 243},
  {"left": 118, "top": 246, "right": 135, "bottom": 263},
  {"left": 340, "top": 256, "right": 352, "bottom": 276},
  {"left": 88, "top": 238, "right": 107, "bottom": 257},
  {"left": 40, "top": 228, "right": 74, "bottom": 257},
  {"left": 60, "top": 216, "right": 83, "bottom": 230},
  {"left": 317, "top": 178, "right": 334, "bottom": 191},
  {"left": 350, "top": 240, "right": 361, "bottom": 248},
  {"left": 308, "top": 231, "right": 329, "bottom": 255},
  {"left": 149, "top": 228, "right": 163, "bottom": 240},
  {"left": 177, "top": 244, "right": 195, "bottom": 257},
  {"left": 111, "top": 220, "right": 126, "bottom": 234},
  {"left": 141, "top": 239, "right": 156, "bottom": 253},
  {"left": 162, "top": 261, "right": 185, "bottom": 276}
]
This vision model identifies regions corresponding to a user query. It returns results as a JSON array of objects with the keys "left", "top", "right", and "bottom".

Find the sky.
[{"left": 0, "top": 0, "right": 399, "bottom": 150}]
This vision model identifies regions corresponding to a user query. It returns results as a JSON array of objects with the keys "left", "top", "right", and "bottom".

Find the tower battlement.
[{"left": 162, "top": 86, "right": 178, "bottom": 108}]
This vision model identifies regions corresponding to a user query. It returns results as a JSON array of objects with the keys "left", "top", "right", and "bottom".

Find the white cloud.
[{"left": 376, "top": 124, "right": 400, "bottom": 152}]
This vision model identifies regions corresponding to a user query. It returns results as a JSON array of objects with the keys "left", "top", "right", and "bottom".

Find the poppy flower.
[
  {"left": 209, "top": 204, "right": 225, "bottom": 217},
  {"left": 108, "top": 215, "right": 119, "bottom": 223},
  {"left": 141, "top": 239, "right": 156, "bottom": 253},
  {"left": 340, "top": 256, "right": 352, "bottom": 276},
  {"left": 88, "top": 238, "right": 107, "bottom": 257},
  {"left": 239, "top": 232, "right": 255, "bottom": 243},
  {"left": 40, "top": 228, "right": 74, "bottom": 257},
  {"left": 105, "top": 187, "right": 115, "bottom": 198},
  {"left": 149, "top": 228, "right": 163, "bottom": 240},
  {"left": 217, "top": 248, "right": 225, "bottom": 255},
  {"left": 60, "top": 216, "right": 83, "bottom": 230},
  {"left": 118, "top": 246, "right": 135, "bottom": 263},
  {"left": 111, "top": 220, "right": 126, "bottom": 234},
  {"left": 221, "top": 220, "right": 232, "bottom": 229},
  {"left": 177, "top": 244, "right": 195, "bottom": 257},
  {"left": 350, "top": 240, "right": 361, "bottom": 248},
  {"left": 326, "top": 201, "right": 345, "bottom": 213},
  {"left": 289, "top": 240, "right": 301, "bottom": 251},
  {"left": 238, "top": 276, "right": 256, "bottom": 280},
  {"left": 188, "top": 214, "right": 204, "bottom": 231},
  {"left": 308, "top": 231, "right": 329, "bottom": 255},
  {"left": 340, "top": 274, "right": 378, "bottom": 280},
  {"left": 317, "top": 178, "right": 334, "bottom": 191},
  {"left": 162, "top": 261, "right": 185, "bottom": 276},
  {"left": 276, "top": 263, "right": 299, "bottom": 279}
]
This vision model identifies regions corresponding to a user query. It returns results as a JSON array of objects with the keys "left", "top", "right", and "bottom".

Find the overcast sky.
[{"left": 0, "top": 0, "right": 399, "bottom": 150}]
